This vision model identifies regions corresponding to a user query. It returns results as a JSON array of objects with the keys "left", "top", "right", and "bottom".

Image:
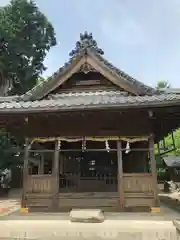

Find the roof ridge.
[
  {"left": 69, "top": 31, "right": 104, "bottom": 57},
  {"left": 22, "top": 32, "right": 158, "bottom": 100}
]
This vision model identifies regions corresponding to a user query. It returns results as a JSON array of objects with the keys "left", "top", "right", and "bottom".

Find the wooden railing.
[
  {"left": 59, "top": 173, "right": 117, "bottom": 192},
  {"left": 27, "top": 175, "right": 52, "bottom": 193},
  {"left": 27, "top": 173, "right": 153, "bottom": 194},
  {"left": 123, "top": 173, "right": 153, "bottom": 193}
]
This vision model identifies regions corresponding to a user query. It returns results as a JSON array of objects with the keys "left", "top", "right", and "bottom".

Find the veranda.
[{"left": 23, "top": 134, "right": 158, "bottom": 212}]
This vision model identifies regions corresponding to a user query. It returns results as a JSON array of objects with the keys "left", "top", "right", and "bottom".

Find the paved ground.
[
  {"left": 0, "top": 197, "right": 179, "bottom": 239},
  {"left": 0, "top": 188, "right": 179, "bottom": 239},
  {"left": 0, "top": 202, "right": 179, "bottom": 221},
  {"left": 0, "top": 218, "right": 178, "bottom": 240},
  {"left": 0, "top": 191, "right": 179, "bottom": 220},
  {"left": 0, "top": 198, "right": 20, "bottom": 217}
]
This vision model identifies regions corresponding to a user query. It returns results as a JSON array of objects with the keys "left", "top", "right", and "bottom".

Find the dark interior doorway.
[{"left": 59, "top": 150, "right": 118, "bottom": 192}]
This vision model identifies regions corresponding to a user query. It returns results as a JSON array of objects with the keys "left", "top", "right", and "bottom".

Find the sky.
[{"left": 1, "top": 0, "right": 180, "bottom": 88}]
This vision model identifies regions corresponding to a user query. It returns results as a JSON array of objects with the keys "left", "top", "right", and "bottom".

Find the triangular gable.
[{"left": 23, "top": 32, "right": 157, "bottom": 101}]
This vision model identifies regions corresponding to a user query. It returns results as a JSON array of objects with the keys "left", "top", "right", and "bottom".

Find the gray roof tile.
[
  {"left": 163, "top": 157, "right": 180, "bottom": 167},
  {"left": 0, "top": 91, "right": 179, "bottom": 112}
]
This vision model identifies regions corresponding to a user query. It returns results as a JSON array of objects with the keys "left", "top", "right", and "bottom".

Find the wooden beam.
[
  {"left": 52, "top": 140, "right": 60, "bottom": 211},
  {"left": 149, "top": 134, "right": 160, "bottom": 206},
  {"left": 117, "top": 140, "right": 124, "bottom": 210},
  {"left": 21, "top": 138, "right": 30, "bottom": 208},
  {"left": 5, "top": 109, "right": 153, "bottom": 138}
]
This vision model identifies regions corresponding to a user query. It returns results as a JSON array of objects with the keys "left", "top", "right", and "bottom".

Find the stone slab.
[{"left": 70, "top": 209, "right": 105, "bottom": 223}]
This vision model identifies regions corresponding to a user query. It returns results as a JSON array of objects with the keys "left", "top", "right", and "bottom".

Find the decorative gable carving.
[{"left": 78, "top": 62, "right": 97, "bottom": 74}]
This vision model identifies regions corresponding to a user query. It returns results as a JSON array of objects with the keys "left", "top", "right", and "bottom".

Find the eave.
[{"left": 0, "top": 92, "right": 179, "bottom": 114}]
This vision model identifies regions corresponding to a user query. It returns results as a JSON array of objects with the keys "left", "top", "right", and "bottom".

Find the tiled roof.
[
  {"left": 0, "top": 91, "right": 179, "bottom": 112},
  {"left": 22, "top": 54, "right": 83, "bottom": 101},
  {"left": 47, "top": 90, "right": 129, "bottom": 99},
  {"left": 0, "top": 95, "right": 22, "bottom": 103},
  {"left": 23, "top": 32, "right": 158, "bottom": 100},
  {"left": 163, "top": 88, "right": 180, "bottom": 94},
  {"left": 163, "top": 157, "right": 180, "bottom": 167},
  {"left": 91, "top": 52, "right": 156, "bottom": 95}
]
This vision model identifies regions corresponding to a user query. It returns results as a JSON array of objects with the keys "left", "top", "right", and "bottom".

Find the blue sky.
[{"left": 1, "top": 0, "right": 180, "bottom": 87}]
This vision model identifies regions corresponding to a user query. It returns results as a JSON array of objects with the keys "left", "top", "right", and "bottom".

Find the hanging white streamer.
[
  {"left": 57, "top": 140, "right": 61, "bottom": 150},
  {"left": 82, "top": 139, "right": 86, "bottom": 151},
  {"left": 105, "top": 140, "right": 110, "bottom": 152},
  {"left": 125, "top": 141, "right": 130, "bottom": 154}
]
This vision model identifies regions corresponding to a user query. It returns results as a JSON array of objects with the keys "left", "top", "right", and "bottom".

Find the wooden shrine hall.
[{"left": 1, "top": 32, "right": 180, "bottom": 211}]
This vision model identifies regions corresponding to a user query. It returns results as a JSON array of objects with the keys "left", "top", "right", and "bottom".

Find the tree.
[
  {"left": 162, "top": 129, "right": 180, "bottom": 156},
  {"left": 0, "top": 0, "right": 57, "bottom": 175},
  {"left": 155, "top": 80, "right": 180, "bottom": 156},
  {"left": 155, "top": 80, "right": 172, "bottom": 179},
  {"left": 0, "top": 0, "right": 57, "bottom": 95},
  {"left": 37, "top": 76, "right": 47, "bottom": 85},
  {"left": 156, "top": 80, "right": 171, "bottom": 90},
  {"left": 0, "top": 131, "right": 22, "bottom": 170}
]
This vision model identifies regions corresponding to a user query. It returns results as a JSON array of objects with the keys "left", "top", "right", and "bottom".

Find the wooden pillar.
[
  {"left": 38, "top": 154, "right": 44, "bottom": 174},
  {"left": 21, "top": 138, "right": 30, "bottom": 208},
  {"left": 117, "top": 140, "right": 124, "bottom": 210},
  {"left": 59, "top": 153, "right": 63, "bottom": 174},
  {"left": 149, "top": 134, "right": 160, "bottom": 206},
  {"left": 52, "top": 140, "right": 60, "bottom": 211},
  {"left": 38, "top": 161, "right": 41, "bottom": 175}
]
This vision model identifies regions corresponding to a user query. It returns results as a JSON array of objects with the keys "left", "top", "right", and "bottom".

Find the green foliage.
[
  {"left": 0, "top": 131, "right": 22, "bottom": 170},
  {"left": 154, "top": 116, "right": 180, "bottom": 177},
  {"left": 154, "top": 79, "right": 179, "bottom": 179},
  {"left": 0, "top": 0, "right": 57, "bottom": 95},
  {"left": 156, "top": 80, "right": 171, "bottom": 89},
  {"left": 155, "top": 154, "right": 164, "bottom": 167},
  {"left": 0, "top": 0, "right": 57, "bottom": 173},
  {"left": 37, "top": 76, "right": 47, "bottom": 85},
  {"left": 154, "top": 80, "right": 178, "bottom": 157},
  {"left": 162, "top": 129, "right": 180, "bottom": 156}
]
